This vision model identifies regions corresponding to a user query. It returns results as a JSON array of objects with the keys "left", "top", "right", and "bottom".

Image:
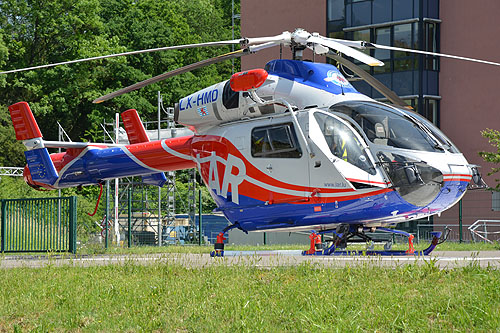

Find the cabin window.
[
  {"left": 222, "top": 81, "right": 239, "bottom": 109},
  {"left": 251, "top": 123, "right": 302, "bottom": 158}
]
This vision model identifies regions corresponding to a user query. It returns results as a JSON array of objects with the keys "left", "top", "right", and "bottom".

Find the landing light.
[{"left": 230, "top": 69, "right": 268, "bottom": 92}]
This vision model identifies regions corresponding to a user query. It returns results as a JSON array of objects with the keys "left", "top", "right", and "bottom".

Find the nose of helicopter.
[
  {"left": 377, "top": 152, "right": 472, "bottom": 215},
  {"left": 426, "top": 175, "right": 470, "bottom": 212}
]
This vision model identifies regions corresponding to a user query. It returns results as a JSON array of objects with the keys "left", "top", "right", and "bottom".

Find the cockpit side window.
[
  {"left": 251, "top": 123, "right": 302, "bottom": 158},
  {"left": 314, "top": 112, "right": 375, "bottom": 175},
  {"left": 222, "top": 81, "right": 239, "bottom": 109}
]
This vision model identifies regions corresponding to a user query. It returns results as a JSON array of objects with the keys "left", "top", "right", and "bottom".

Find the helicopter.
[{"left": 6, "top": 28, "right": 497, "bottom": 256}]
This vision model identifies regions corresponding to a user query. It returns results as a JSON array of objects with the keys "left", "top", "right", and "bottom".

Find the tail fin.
[
  {"left": 121, "top": 109, "right": 167, "bottom": 187},
  {"left": 121, "top": 109, "right": 150, "bottom": 144},
  {"left": 9, "top": 102, "right": 58, "bottom": 186},
  {"left": 8, "top": 101, "right": 43, "bottom": 141}
]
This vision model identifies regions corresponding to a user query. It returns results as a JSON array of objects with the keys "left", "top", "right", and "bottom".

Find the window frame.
[{"left": 251, "top": 122, "right": 303, "bottom": 158}]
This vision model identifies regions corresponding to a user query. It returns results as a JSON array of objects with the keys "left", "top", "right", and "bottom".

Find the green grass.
[{"left": 0, "top": 260, "right": 499, "bottom": 331}]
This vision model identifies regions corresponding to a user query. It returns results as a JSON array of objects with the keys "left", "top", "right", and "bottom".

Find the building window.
[
  {"left": 351, "top": 0, "right": 371, "bottom": 26},
  {"left": 341, "top": 0, "right": 425, "bottom": 27},
  {"left": 372, "top": 0, "right": 391, "bottom": 24},
  {"left": 492, "top": 191, "right": 500, "bottom": 211},
  {"left": 327, "top": 0, "right": 441, "bottom": 127},
  {"left": 374, "top": 27, "right": 391, "bottom": 61},
  {"left": 422, "top": 98, "right": 439, "bottom": 125},
  {"left": 393, "top": 0, "right": 414, "bottom": 21},
  {"left": 328, "top": 0, "right": 345, "bottom": 21},
  {"left": 251, "top": 123, "right": 302, "bottom": 158},
  {"left": 393, "top": 23, "right": 415, "bottom": 72},
  {"left": 424, "top": 22, "right": 439, "bottom": 70}
]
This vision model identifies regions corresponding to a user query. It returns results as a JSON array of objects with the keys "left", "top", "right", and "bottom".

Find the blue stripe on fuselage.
[
  {"left": 213, "top": 180, "right": 469, "bottom": 232},
  {"left": 265, "top": 59, "right": 360, "bottom": 95},
  {"left": 56, "top": 147, "right": 155, "bottom": 187}
]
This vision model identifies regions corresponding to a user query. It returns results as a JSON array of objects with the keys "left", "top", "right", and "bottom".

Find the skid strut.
[
  {"left": 210, "top": 223, "right": 242, "bottom": 257},
  {"left": 303, "top": 224, "right": 448, "bottom": 256},
  {"left": 210, "top": 232, "right": 226, "bottom": 257}
]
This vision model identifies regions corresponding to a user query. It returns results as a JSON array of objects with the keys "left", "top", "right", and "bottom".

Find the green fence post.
[
  {"left": 198, "top": 189, "right": 202, "bottom": 246},
  {"left": 128, "top": 187, "right": 132, "bottom": 248},
  {"left": 459, "top": 199, "right": 463, "bottom": 243},
  {"left": 68, "top": 196, "right": 77, "bottom": 254},
  {"left": 1, "top": 200, "right": 5, "bottom": 252},
  {"left": 263, "top": 232, "right": 267, "bottom": 245}
]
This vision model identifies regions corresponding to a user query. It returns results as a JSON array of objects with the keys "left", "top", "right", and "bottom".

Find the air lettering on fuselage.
[
  {"left": 179, "top": 88, "right": 219, "bottom": 111},
  {"left": 196, "top": 152, "right": 246, "bottom": 204}
]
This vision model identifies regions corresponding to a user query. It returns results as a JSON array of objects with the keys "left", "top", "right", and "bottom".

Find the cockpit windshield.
[
  {"left": 329, "top": 101, "right": 445, "bottom": 153},
  {"left": 399, "top": 108, "right": 461, "bottom": 153}
]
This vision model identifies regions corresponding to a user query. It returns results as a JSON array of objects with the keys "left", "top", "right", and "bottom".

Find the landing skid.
[
  {"left": 303, "top": 225, "right": 450, "bottom": 256},
  {"left": 209, "top": 224, "right": 450, "bottom": 258}
]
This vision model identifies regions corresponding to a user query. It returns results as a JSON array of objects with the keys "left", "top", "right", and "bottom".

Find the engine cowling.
[{"left": 174, "top": 69, "right": 273, "bottom": 131}]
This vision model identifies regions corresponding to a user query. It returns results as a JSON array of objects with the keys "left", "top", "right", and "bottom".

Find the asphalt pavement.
[{"left": 1, "top": 250, "right": 499, "bottom": 269}]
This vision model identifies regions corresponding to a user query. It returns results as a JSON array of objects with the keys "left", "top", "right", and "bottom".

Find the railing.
[
  {"left": 417, "top": 222, "right": 500, "bottom": 243},
  {"left": 0, "top": 197, "right": 77, "bottom": 253},
  {"left": 417, "top": 223, "right": 476, "bottom": 243},
  {"left": 0, "top": 167, "right": 24, "bottom": 177},
  {"left": 468, "top": 220, "right": 500, "bottom": 243}
]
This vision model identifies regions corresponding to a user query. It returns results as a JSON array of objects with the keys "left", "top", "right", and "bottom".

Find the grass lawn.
[{"left": 0, "top": 259, "right": 499, "bottom": 331}]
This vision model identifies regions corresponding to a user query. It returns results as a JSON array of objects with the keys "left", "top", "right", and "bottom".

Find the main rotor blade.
[
  {"left": 245, "top": 32, "right": 291, "bottom": 45},
  {"left": 93, "top": 49, "right": 249, "bottom": 103},
  {"left": 0, "top": 40, "right": 243, "bottom": 75},
  {"left": 366, "top": 43, "right": 500, "bottom": 67},
  {"left": 325, "top": 52, "right": 410, "bottom": 108},
  {"left": 308, "top": 35, "right": 384, "bottom": 67},
  {"left": 328, "top": 38, "right": 500, "bottom": 67}
]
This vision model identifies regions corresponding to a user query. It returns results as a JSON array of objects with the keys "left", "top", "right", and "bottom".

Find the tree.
[
  {"left": 0, "top": 0, "right": 238, "bottom": 213},
  {"left": 0, "top": 0, "right": 237, "bottom": 161},
  {"left": 0, "top": 0, "right": 128, "bottom": 144},
  {"left": 479, "top": 129, "right": 500, "bottom": 190}
]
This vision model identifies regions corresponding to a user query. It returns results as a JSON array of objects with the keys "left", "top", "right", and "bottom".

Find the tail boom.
[
  {"left": 10, "top": 101, "right": 196, "bottom": 190},
  {"left": 38, "top": 137, "right": 196, "bottom": 189}
]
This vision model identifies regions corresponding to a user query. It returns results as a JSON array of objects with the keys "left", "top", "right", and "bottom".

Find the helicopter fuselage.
[{"left": 13, "top": 59, "right": 472, "bottom": 233}]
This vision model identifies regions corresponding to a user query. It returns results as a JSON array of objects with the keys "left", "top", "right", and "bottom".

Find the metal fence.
[
  {"left": 468, "top": 220, "right": 500, "bottom": 243},
  {"left": 0, "top": 197, "right": 77, "bottom": 253}
]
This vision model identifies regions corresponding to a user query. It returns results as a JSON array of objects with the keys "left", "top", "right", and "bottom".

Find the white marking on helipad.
[
  {"left": 318, "top": 256, "right": 500, "bottom": 261},
  {"left": 76, "top": 257, "right": 178, "bottom": 262}
]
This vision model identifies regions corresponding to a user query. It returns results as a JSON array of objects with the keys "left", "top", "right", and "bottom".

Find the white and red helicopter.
[{"left": 6, "top": 29, "right": 495, "bottom": 256}]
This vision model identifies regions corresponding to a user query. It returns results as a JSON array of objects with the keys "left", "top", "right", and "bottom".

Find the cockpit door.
[{"left": 308, "top": 110, "right": 389, "bottom": 188}]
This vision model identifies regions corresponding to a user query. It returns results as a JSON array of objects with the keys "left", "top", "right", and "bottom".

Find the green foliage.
[
  {"left": 0, "top": 0, "right": 239, "bottom": 157},
  {"left": 479, "top": 128, "right": 500, "bottom": 190},
  {"left": 174, "top": 169, "right": 217, "bottom": 214}
]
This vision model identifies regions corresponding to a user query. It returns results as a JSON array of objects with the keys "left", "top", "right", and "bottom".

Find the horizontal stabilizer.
[
  {"left": 24, "top": 148, "right": 59, "bottom": 185},
  {"left": 8, "top": 102, "right": 42, "bottom": 141},
  {"left": 121, "top": 109, "right": 150, "bottom": 144},
  {"left": 142, "top": 172, "right": 167, "bottom": 187}
]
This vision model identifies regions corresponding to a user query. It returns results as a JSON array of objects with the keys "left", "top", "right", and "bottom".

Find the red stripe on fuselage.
[
  {"left": 443, "top": 173, "right": 472, "bottom": 183},
  {"left": 191, "top": 135, "right": 392, "bottom": 204},
  {"left": 346, "top": 178, "right": 390, "bottom": 186},
  {"left": 125, "top": 136, "right": 196, "bottom": 171}
]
